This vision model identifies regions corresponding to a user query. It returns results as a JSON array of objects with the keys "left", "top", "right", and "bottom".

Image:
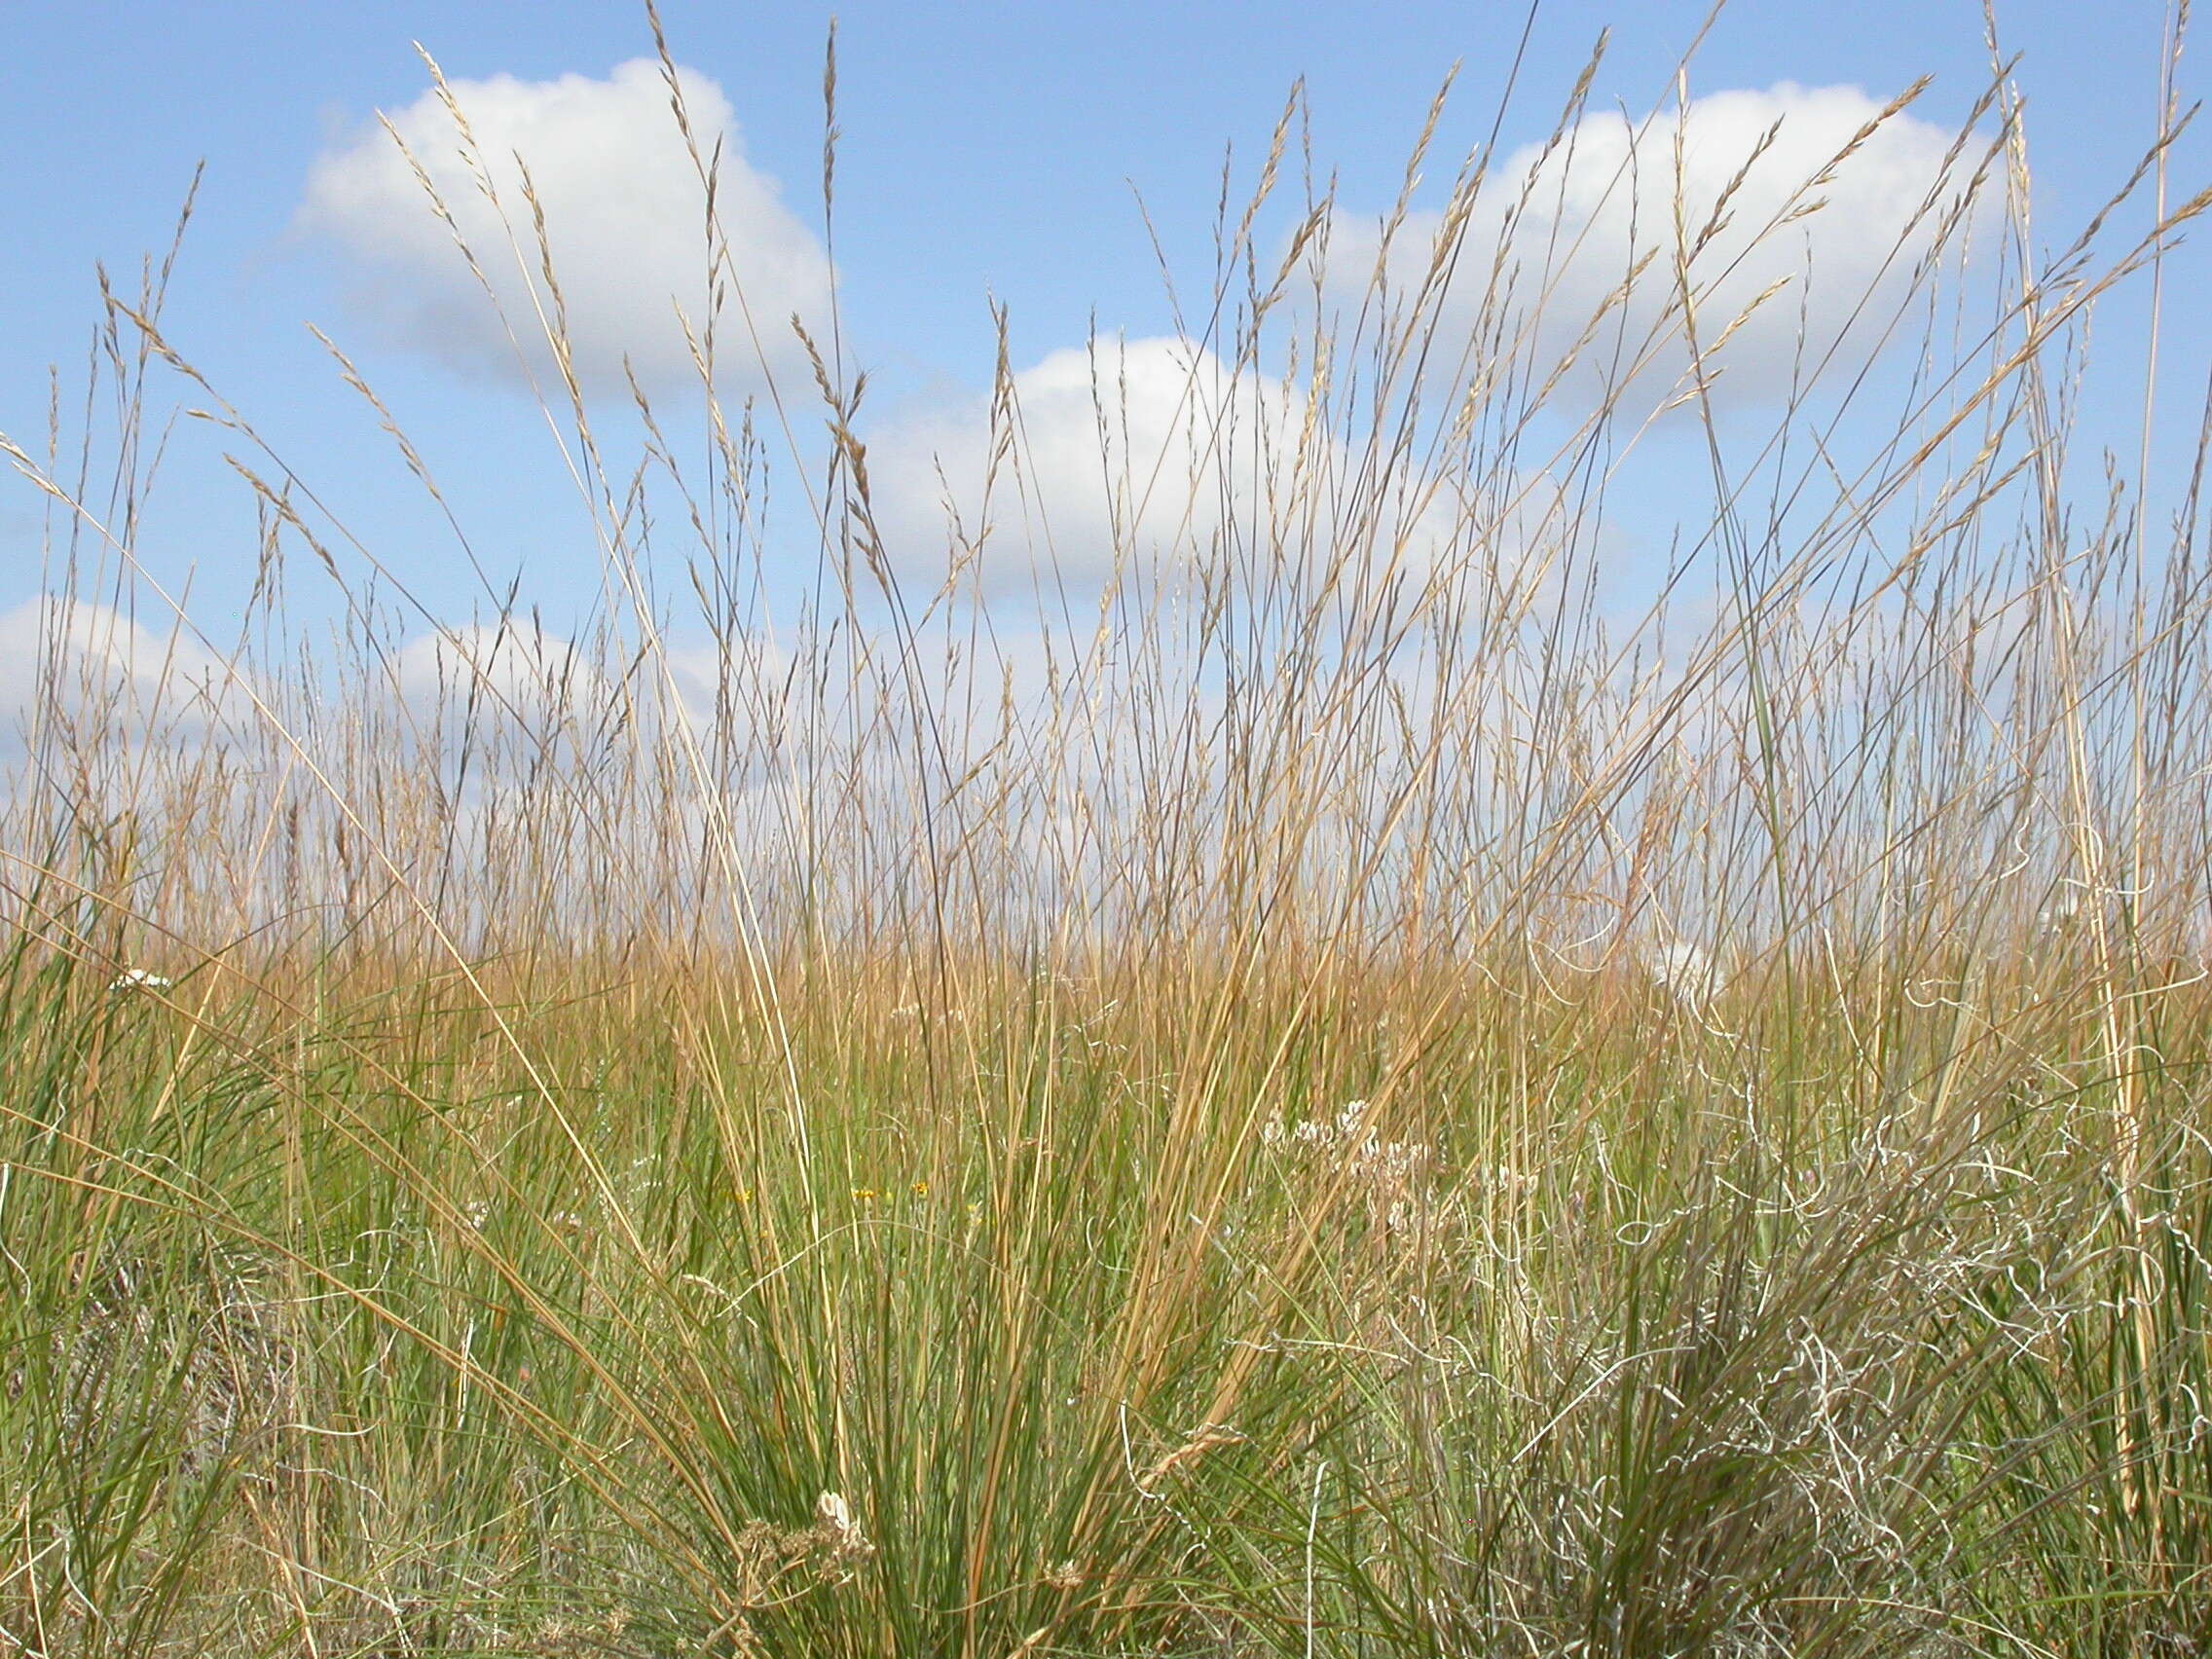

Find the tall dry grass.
[{"left": 5, "top": 9, "right": 2212, "bottom": 1655}]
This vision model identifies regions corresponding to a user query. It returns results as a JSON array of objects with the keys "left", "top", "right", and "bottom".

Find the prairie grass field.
[{"left": 7, "top": 13, "right": 2212, "bottom": 1655}]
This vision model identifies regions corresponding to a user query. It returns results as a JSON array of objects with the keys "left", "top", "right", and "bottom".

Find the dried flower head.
[
  {"left": 1140, "top": 1422, "right": 1244, "bottom": 1492},
  {"left": 1043, "top": 1559, "right": 1086, "bottom": 1592},
  {"left": 811, "top": 1490, "right": 874, "bottom": 1572}
]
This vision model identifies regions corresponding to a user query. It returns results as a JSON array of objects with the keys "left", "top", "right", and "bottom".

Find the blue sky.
[{"left": 1, "top": 0, "right": 2201, "bottom": 649}]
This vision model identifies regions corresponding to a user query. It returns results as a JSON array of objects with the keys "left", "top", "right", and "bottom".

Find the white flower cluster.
[
  {"left": 1486, "top": 1163, "right": 1541, "bottom": 1199},
  {"left": 107, "top": 968, "right": 173, "bottom": 993},
  {"left": 812, "top": 1490, "right": 875, "bottom": 1570},
  {"left": 1261, "top": 1101, "right": 1432, "bottom": 1183},
  {"left": 1648, "top": 940, "right": 1716, "bottom": 1001}
]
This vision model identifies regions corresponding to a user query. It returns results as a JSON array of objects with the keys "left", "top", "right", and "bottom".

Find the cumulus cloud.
[
  {"left": 387, "top": 621, "right": 806, "bottom": 772},
  {"left": 854, "top": 87, "right": 1978, "bottom": 601},
  {"left": 657, "top": 635, "right": 790, "bottom": 742},
  {"left": 864, "top": 335, "right": 1339, "bottom": 593},
  {"left": 1322, "top": 83, "right": 1983, "bottom": 415},
  {"left": 300, "top": 58, "right": 832, "bottom": 397},
  {"left": 0, "top": 597, "right": 251, "bottom": 755},
  {"left": 390, "top": 618, "right": 606, "bottom": 737},
  {"left": 862, "top": 333, "right": 1584, "bottom": 600}
]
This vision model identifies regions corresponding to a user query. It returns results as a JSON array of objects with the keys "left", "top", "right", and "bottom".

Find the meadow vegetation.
[{"left": 5, "top": 12, "right": 2212, "bottom": 1655}]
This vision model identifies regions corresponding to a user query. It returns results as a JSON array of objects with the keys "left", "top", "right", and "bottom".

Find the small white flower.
[
  {"left": 108, "top": 968, "right": 173, "bottom": 993},
  {"left": 1648, "top": 940, "right": 1715, "bottom": 1002},
  {"left": 813, "top": 1490, "right": 874, "bottom": 1565}
]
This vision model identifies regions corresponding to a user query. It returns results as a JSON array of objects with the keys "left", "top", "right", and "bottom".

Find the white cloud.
[
  {"left": 657, "top": 635, "right": 792, "bottom": 745},
  {"left": 864, "top": 336, "right": 1317, "bottom": 594},
  {"left": 390, "top": 618, "right": 604, "bottom": 734},
  {"left": 0, "top": 597, "right": 250, "bottom": 755},
  {"left": 300, "top": 58, "right": 832, "bottom": 398},
  {"left": 862, "top": 332, "right": 1595, "bottom": 612},
  {"left": 387, "top": 622, "right": 807, "bottom": 777},
  {"left": 1322, "top": 83, "right": 1982, "bottom": 416},
  {"left": 844, "top": 88, "right": 1980, "bottom": 604}
]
